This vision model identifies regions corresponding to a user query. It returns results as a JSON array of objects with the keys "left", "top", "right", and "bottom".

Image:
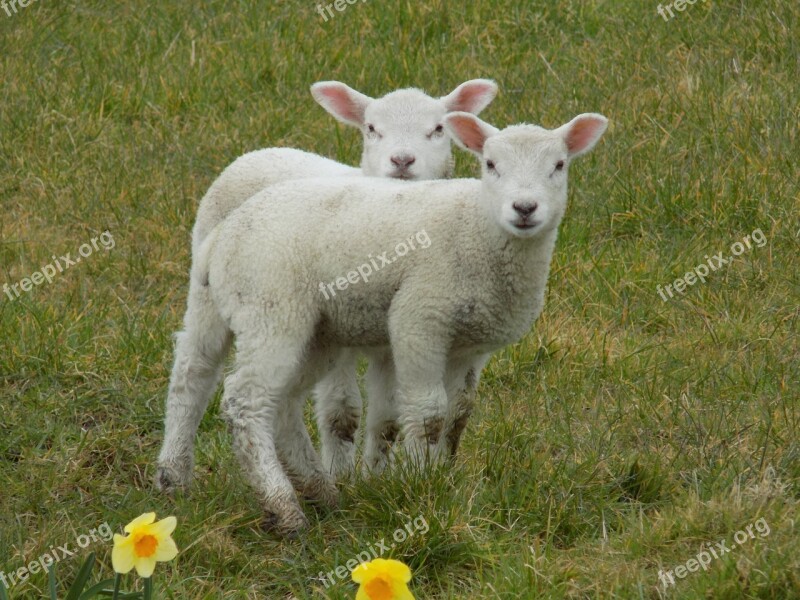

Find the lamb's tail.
[{"left": 191, "top": 221, "right": 221, "bottom": 289}]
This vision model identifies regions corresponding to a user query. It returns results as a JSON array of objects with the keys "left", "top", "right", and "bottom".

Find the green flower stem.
[
  {"left": 111, "top": 574, "right": 122, "bottom": 600},
  {"left": 143, "top": 577, "right": 153, "bottom": 600}
]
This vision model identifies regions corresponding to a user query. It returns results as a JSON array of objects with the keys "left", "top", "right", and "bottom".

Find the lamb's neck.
[{"left": 511, "top": 227, "right": 559, "bottom": 293}]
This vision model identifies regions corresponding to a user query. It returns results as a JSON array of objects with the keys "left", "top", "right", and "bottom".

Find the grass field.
[{"left": 1, "top": 0, "right": 798, "bottom": 598}]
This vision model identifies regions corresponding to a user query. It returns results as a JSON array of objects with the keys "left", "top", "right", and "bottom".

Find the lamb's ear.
[
  {"left": 441, "top": 79, "right": 498, "bottom": 115},
  {"left": 558, "top": 113, "right": 608, "bottom": 158},
  {"left": 443, "top": 112, "right": 500, "bottom": 156},
  {"left": 310, "top": 81, "right": 373, "bottom": 127}
]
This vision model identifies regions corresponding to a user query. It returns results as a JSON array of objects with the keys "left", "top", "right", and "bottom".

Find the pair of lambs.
[
  {"left": 156, "top": 79, "right": 607, "bottom": 536},
  {"left": 157, "top": 79, "right": 499, "bottom": 491}
]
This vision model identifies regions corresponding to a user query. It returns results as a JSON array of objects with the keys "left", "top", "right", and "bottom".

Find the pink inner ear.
[
  {"left": 318, "top": 86, "right": 365, "bottom": 124},
  {"left": 449, "top": 115, "right": 488, "bottom": 152},
  {"left": 449, "top": 83, "right": 495, "bottom": 113},
  {"left": 566, "top": 117, "right": 604, "bottom": 154}
]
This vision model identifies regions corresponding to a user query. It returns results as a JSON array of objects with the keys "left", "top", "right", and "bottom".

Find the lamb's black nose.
[{"left": 513, "top": 202, "right": 538, "bottom": 218}]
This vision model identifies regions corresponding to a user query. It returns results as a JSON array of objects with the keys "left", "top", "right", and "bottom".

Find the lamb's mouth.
[
  {"left": 389, "top": 172, "right": 415, "bottom": 180},
  {"left": 514, "top": 220, "right": 540, "bottom": 230}
]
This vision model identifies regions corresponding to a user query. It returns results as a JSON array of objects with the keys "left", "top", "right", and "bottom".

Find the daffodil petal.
[
  {"left": 382, "top": 559, "right": 411, "bottom": 583},
  {"left": 351, "top": 562, "right": 371, "bottom": 583},
  {"left": 124, "top": 512, "right": 156, "bottom": 533},
  {"left": 150, "top": 515, "right": 177, "bottom": 537},
  {"left": 370, "top": 558, "right": 391, "bottom": 571},
  {"left": 154, "top": 536, "right": 178, "bottom": 561},
  {"left": 111, "top": 543, "right": 135, "bottom": 574},
  {"left": 134, "top": 556, "right": 157, "bottom": 578},
  {"left": 355, "top": 586, "right": 370, "bottom": 600},
  {"left": 393, "top": 582, "right": 416, "bottom": 600}
]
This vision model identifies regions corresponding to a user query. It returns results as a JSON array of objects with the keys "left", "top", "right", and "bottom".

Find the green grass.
[{"left": 1, "top": 0, "right": 798, "bottom": 597}]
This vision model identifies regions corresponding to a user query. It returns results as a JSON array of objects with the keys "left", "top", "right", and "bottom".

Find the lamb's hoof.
[
  {"left": 154, "top": 463, "right": 192, "bottom": 494},
  {"left": 362, "top": 452, "right": 392, "bottom": 477},
  {"left": 302, "top": 477, "right": 340, "bottom": 511},
  {"left": 260, "top": 508, "right": 309, "bottom": 537},
  {"left": 328, "top": 459, "right": 357, "bottom": 483},
  {"left": 323, "top": 451, "right": 357, "bottom": 482}
]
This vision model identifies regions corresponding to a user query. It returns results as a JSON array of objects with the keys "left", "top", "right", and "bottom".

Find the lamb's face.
[
  {"left": 311, "top": 80, "right": 498, "bottom": 182},
  {"left": 481, "top": 126, "right": 571, "bottom": 239},
  {"left": 444, "top": 112, "right": 608, "bottom": 240},
  {"left": 360, "top": 89, "right": 454, "bottom": 180}
]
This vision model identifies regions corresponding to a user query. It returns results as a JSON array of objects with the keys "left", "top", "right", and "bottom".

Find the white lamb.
[
  {"left": 190, "top": 110, "right": 608, "bottom": 534},
  {"left": 156, "top": 79, "right": 499, "bottom": 493}
]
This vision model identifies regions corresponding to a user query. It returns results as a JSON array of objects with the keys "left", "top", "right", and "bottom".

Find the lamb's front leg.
[
  {"left": 443, "top": 353, "right": 490, "bottom": 457},
  {"left": 389, "top": 319, "right": 449, "bottom": 467}
]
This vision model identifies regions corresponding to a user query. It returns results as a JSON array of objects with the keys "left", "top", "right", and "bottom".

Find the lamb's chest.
[{"left": 449, "top": 294, "right": 536, "bottom": 349}]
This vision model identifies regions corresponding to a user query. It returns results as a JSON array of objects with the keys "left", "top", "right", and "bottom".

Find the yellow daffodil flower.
[
  {"left": 112, "top": 513, "right": 178, "bottom": 578},
  {"left": 352, "top": 558, "right": 415, "bottom": 600}
]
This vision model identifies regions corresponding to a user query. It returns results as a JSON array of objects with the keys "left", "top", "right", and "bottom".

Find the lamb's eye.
[
  {"left": 367, "top": 124, "right": 375, "bottom": 133},
  {"left": 486, "top": 160, "right": 496, "bottom": 170},
  {"left": 428, "top": 124, "right": 444, "bottom": 139},
  {"left": 555, "top": 160, "right": 565, "bottom": 171}
]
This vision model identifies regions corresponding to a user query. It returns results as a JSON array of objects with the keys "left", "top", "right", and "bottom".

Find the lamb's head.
[
  {"left": 310, "top": 79, "right": 497, "bottom": 180},
  {"left": 444, "top": 112, "right": 608, "bottom": 239}
]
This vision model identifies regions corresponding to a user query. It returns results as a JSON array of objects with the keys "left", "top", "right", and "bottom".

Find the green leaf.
[
  {"left": 78, "top": 578, "right": 116, "bottom": 600},
  {"left": 0, "top": 578, "right": 10, "bottom": 600},
  {"left": 64, "top": 552, "right": 96, "bottom": 600}
]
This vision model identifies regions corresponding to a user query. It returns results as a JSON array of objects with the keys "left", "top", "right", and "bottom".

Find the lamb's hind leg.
[
  {"left": 221, "top": 333, "right": 314, "bottom": 536},
  {"left": 276, "top": 350, "right": 340, "bottom": 509},
  {"left": 362, "top": 348, "right": 400, "bottom": 474},
  {"left": 313, "top": 349, "right": 362, "bottom": 478},
  {"left": 157, "top": 282, "right": 232, "bottom": 493}
]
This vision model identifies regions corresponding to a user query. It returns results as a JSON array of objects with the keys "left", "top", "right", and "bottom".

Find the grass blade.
[{"left": 48, "top": 563, "right": 58, "bottom": 600}]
